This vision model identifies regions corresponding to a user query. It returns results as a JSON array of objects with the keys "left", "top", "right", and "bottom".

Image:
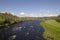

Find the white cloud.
[
  {"left": 18, "top": 12, "right": 59, "bottom": 17},
  {"left": 17, "top": 13, "right": 58, "bottom": 17},
  {"left": 37, "top": 12, "right": 58, "bottom": 17},
  {"left": 11, "top": 12, "right": 15, "bottom": 15},
  {"left": 20, "top": 12, "right": 25, "bottom": 15},
  {"left": 16, "top": 12, "right": 25, "bottom": 17},
  {"left": 16, "top": 10, "right": 59, "bottom": 17}
]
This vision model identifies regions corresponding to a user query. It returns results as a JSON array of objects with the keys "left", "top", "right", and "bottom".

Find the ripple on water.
[
  {"left": 9, "top": 35, "right": 16, "bottom": 40},
  {"left": 18, "top": 27, "right": 22, "bottom": 31},
  {"left": 30, "top": 26, "right": 34, "bottom": 28},
  {"left": 26, "top": 32, "right": 29, "bottom": 35}
]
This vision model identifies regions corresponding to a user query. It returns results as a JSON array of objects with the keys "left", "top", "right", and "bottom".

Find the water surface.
[{"left": 0, "top": 20, "right": 44, "bottom": 40}]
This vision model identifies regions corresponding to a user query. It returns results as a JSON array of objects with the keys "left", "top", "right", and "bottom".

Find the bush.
[{"left": 55, "top": 18, "right": 60, "bottom": 22}]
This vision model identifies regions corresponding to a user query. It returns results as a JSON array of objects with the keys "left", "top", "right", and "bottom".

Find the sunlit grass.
[{"left": 41, "top": 20, "right": 60, "bottom": 40}]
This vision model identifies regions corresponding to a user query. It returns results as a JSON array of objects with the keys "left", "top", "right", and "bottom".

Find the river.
[{"left": 0, "top": 20, "right": 45, "bottom": 40}]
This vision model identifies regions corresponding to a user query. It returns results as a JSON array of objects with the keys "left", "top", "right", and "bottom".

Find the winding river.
[{"left": 0, "top": 20, "right": 45, "bottom": 40}]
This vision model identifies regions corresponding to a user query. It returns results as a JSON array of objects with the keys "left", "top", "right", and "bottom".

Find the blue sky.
[{"left": 0, "top": 0, "right": 60, "bottom": 17}]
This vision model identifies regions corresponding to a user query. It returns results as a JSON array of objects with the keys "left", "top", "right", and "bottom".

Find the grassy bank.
[
  {"left": 41, "top": 20, "right": 60, "bottom": 40},
  {"left": 0, "top": 13, "right": 22, "bottom": 28}
]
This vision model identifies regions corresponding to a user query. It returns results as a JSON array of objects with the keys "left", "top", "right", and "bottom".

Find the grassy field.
[{"left": 41, "top": 20, "right": 60, "bottom": 40}]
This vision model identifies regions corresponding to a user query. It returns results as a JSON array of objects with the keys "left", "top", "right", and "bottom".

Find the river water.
[{"left": 0, "top": 20, "right": 45, "bottom": 40}]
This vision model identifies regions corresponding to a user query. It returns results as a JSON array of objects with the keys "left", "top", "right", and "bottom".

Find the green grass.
[{"left": 41, "top": 20, "right": 60, "bottom": 40}]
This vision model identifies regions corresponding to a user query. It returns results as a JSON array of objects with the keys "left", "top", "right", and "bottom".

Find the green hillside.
[
  {"left": 41, "top": 20, "right": 60, "bottom": 40},
  {"left": 0, "top": 12, "right": 20, "bottom": 28}
]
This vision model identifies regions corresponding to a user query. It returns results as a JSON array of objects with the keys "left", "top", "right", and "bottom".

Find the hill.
[{"left": 0, "top": 12, "right": 20, "bottom": 28}]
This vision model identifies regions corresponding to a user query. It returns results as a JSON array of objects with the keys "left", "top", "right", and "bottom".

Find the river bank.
[{"left": 41, "top": 20, "right": 60, "bottom": 40}]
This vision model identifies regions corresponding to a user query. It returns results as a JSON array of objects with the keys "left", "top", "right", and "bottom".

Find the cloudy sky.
[{"left": 0, "top": 0, "right": 60, "bottom": 17}]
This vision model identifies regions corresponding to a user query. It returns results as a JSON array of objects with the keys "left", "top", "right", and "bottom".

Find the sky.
[{"left": 0, "top": 0, "right": 60, "bottom": 17}]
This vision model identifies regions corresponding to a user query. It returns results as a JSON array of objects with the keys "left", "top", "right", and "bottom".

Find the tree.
[{"left": 58, "top": 15, "right": 60, "bottom": 17}]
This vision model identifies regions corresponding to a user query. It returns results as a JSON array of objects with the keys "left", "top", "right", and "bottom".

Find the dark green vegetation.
[
  {"left": 55, "top": 15, "right": 60, "bottom": 22},
  {"left": 41, "top": 16, "right": 60, "bottom": 40},
  {"left": 0, "top": 12, "right": 21, "bottom": 28}
]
